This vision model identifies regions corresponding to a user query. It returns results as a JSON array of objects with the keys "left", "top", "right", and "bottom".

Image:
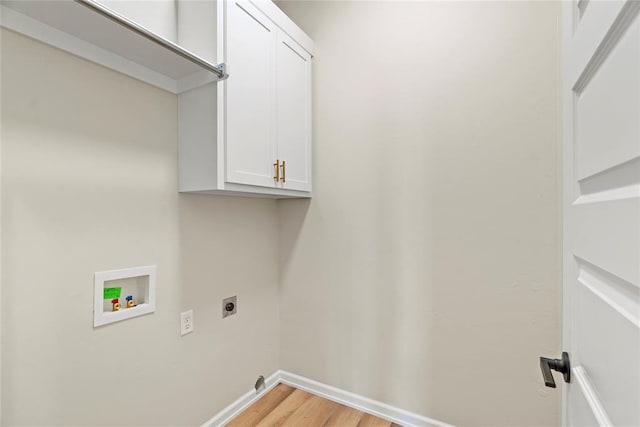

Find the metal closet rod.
[{"left": 75, "top": 0, "right": 229, "bottom": 80}]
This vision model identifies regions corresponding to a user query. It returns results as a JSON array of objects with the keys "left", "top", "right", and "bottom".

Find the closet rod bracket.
[{"left": 215, "top": 63, "right": 229, "bottom": 81}]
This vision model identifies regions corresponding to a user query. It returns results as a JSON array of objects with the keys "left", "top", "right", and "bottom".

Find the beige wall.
[
  {"left": 0, "top": 29, "right": 280, "bottom": 425},
  {"left": 276, "top": 1, "right": 561, "bottom": 426}
]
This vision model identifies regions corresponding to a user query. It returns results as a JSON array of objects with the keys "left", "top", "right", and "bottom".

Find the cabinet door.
[
  {"left": 225, "top": 0, "right": 277, "bottom": 188},
  {"left": 276, "top": 31, "right": 312, "bottom": 192}
]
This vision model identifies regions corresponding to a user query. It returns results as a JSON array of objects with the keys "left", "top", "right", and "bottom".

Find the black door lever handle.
[{"left": 540, "top": 352, "right": 570, "bottom": 388}]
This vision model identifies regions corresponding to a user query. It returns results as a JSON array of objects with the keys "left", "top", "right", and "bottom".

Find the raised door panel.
[
  {"left": 276, "top": 31, "right": 311, "bottom": 192},
  {"left": 225, "top": 0, "right": 277, "bottom": 188},
  {"left": 575, "top": 9, "right": 640, "bottom": 181}
]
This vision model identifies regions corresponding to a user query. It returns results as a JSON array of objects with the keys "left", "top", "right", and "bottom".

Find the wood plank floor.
[{"left": 227, "top": 384, "right": 402, "bottom": 427}]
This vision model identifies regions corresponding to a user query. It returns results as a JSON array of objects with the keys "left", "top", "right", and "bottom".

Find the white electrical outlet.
[{"left": 181, "top": 310, "right": 194, "bottom": 336}]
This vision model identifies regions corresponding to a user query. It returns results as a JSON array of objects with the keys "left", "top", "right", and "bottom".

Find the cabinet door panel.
[
  {"left": 225, "top": 0, "right": 277, "bottom": 188},
  {"left": 276, "top": 31, "right": 311, "bottom": 192}
]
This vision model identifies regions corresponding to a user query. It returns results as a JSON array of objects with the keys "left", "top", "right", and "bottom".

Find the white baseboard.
[
  {"left": 201, "top": 370, "right": 282, "bottom": 427},
  {"left": 202, "top": 370, "right": 453, "bottom": 427}
]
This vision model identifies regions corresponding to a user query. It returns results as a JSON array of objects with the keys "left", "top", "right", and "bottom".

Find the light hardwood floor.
[{"left": 226, "top": 384, "right": 403, "bottom": 427}]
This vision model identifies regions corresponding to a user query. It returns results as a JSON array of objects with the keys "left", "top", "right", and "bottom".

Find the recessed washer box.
[{"left": 94, "top": 265, "right": 156, "bottom": 327}]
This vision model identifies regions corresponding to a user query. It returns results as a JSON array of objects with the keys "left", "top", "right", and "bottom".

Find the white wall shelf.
[{"left": 0, "top": 0, "right": 227, "bottom": 94}]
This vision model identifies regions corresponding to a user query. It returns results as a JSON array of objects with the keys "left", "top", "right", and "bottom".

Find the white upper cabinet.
[{"left": 178, "top": 0, "right": 314, "bottom": 198}]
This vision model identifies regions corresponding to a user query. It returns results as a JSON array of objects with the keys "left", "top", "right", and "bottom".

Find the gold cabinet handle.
[
  {"left": 273, "top": 160, "right": 280, "bottom": 181},
  {"left": 281, "top": 160, "right": 286, "bottom": 183}
]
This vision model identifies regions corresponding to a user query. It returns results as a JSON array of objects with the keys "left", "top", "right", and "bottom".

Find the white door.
[
  {"left": 225, "top": 0, "right": 277, "bottom": 188},
  {"left": 560, "top": 1, "right": 640, "bottom": 425},
  {"left": 275, "top": 30, "right": 312, "bottom": 192}
]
